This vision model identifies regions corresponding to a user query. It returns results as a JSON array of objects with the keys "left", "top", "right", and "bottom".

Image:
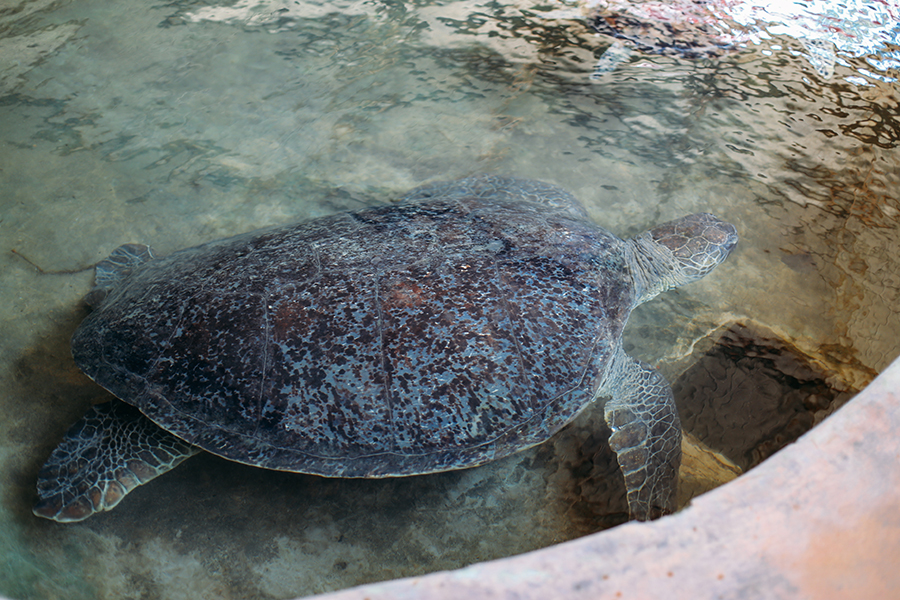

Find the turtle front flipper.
[
  {"left": 34, "top": 401, "right": 198, "bottom": 522},
  {"left": 602, "top": 353, "right": 682, "bottom": 521}
]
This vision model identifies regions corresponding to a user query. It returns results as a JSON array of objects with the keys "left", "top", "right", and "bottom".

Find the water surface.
[{"left": 1, "top": 0, "right": 898, "bottom": 598}]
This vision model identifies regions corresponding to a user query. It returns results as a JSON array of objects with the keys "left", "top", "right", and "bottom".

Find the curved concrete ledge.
[{"left": 306, "top": 355, "right": 900, "bottom": 600}]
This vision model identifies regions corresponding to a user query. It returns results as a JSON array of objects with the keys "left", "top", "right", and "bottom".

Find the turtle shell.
[{"left": 72, "top": 177, "right": 636, "bottom": 477}]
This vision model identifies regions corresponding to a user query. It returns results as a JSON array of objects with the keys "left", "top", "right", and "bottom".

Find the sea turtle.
[
  {"left": 33, "top": 175, "right": 738, "bottom": 523},
  {"left": 587, "top": 0, "right": 745, "bottom": 76},
  {"left": 584, "top": 0, "right": 886, "bottom": 80}
]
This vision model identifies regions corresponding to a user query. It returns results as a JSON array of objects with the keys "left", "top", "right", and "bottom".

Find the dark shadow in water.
[
  {"left": 674, "top": 321, "right": 860, "bottom": 472},
  {"left": 7, "top": 304, "right": 96, "bottom": 517}
]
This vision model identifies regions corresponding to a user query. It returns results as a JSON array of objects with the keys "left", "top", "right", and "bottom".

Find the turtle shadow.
[
  {"left": 5, "top": 302, "right": 97, "bottom": 523},
  {"left": 70, "top": 441, "right": 624, "bottom": 596}
]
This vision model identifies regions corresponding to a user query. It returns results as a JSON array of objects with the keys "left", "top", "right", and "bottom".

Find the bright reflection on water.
[{"left": 0, "top": 0, "right": 898, "bottom": 598}]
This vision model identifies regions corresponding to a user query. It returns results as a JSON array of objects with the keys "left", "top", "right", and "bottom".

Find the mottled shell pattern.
[{"left": 72, "top": 176, "right": 636, "bottom": 478}]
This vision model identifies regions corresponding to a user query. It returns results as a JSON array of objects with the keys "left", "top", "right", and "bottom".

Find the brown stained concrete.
[{"left": 304, "top": 355, "right": 900, "bottom": 600}]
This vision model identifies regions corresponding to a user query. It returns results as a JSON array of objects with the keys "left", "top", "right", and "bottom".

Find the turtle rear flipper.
[
  {"left": 603, "top": 354, "right": 682, "bottom": 521},
  {"left": 33, "top": 401, "right": 197, "bottom": 522},
  {"left": 83, "top": 243, "right": 155, "bottom": 308}
]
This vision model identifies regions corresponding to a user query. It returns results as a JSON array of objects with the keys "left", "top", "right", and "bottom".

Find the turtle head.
[{"left": 627, "top": 213, "right": 738, "bottom": 305}]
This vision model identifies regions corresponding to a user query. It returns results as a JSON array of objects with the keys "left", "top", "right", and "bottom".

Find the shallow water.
[{"left": 1, "top": 0, "right": 898, "bottom": 598}]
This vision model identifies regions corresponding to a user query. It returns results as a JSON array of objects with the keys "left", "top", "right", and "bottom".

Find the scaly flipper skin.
[
  {"left": 33, "top": 402, "right": 197, "bottom": 522},
  {"left": 603, "top": 354, "right": 681, "bottom": 521}
]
